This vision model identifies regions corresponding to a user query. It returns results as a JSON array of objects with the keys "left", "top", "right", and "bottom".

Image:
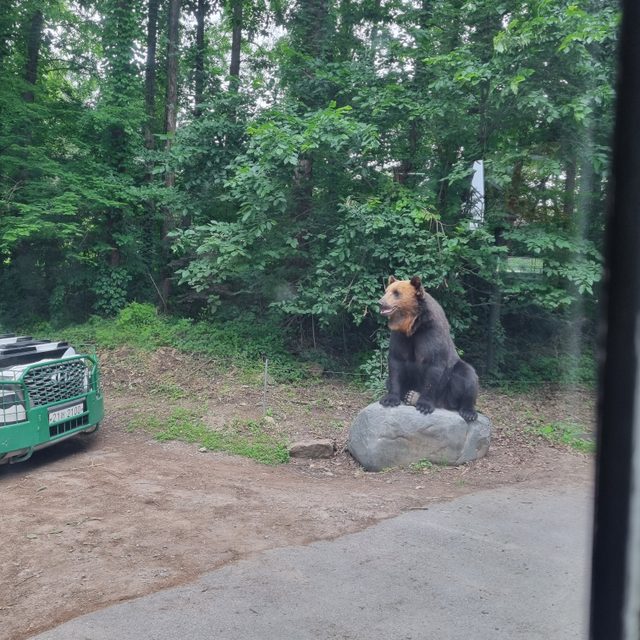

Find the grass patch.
[
  {"left": 149, "top": 382, "right": 189, "bottom": 400},
  {"left": 531, "top": 421, "right": 595, "bottom": 453},
  {"left": 128, "top": 408, "right": 289, "bottom": 465},
  {"left": 408, "top": 459, "right": 436, "bottom": 473}
]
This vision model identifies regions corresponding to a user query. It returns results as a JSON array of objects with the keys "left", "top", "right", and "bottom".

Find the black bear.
[{"left": 378, "top": 275, "right": 479, "bottom": 422}]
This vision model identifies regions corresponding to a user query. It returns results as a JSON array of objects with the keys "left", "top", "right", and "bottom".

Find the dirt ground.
[{"left": 0, "top": 348, "right": 595, "bottom": 640}]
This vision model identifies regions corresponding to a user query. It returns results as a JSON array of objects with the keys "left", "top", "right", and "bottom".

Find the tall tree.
[
  {"left": 22, "top": 8, "right": 43, "bottom": 103},
  {"left": 101, "top": 0, "right": 144, "bottom": 270},
  {"left": 161, "top": 0, "right": 181, "bottom": 305},
  {"left": 164, "top": 0, "right": 180, "bottom": 166},
  {"left": 228, "top": 0, "right": 242, "bottom": 89},
  {"left": 283, "top": 0, "right": 336, "bottom": 245},
  {"left": 144, "top": 0, "right": 160, "bottom": 148},
  {"left": 395, "top": 0, "right": 433, "bottom": 187},
  {"left": 194, "top": 0, "right": 209, "bottom": 114}
]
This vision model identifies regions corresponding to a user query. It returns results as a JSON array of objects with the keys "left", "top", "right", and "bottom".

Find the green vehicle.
[{"left": 0, "top": 335, "right": 104, "bottom": 464}]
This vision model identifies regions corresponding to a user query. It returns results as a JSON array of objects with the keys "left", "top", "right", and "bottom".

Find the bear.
[{"left": 378, "top": 275, "right": 479, "bottom": 423}]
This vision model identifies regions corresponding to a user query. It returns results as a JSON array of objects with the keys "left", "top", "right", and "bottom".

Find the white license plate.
[{"left": 48, "top": 403, "right": 84, "bottom": 425}]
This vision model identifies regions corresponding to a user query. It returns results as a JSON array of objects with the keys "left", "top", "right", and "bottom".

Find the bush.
[{"left": 116, "top": 302, "right": 158, "bottom": 328}]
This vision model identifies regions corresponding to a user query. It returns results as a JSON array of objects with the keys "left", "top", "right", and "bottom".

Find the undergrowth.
[{"left": 26, "top": 302, "right": 311, "bottom": 383}]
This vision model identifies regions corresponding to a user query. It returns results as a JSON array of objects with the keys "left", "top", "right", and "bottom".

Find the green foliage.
[
  {"left": 93, "top": 268, "right": 133, "bottom": 316},
  {"left": 129, "top": 408, "right": 290, "bottom": 465},
  {"left": 502, "top": 226, "right": 602, "bottom": 306},
  {"left": 358, "top": 333, "right": 389, "bottom": 399},
  {"left": 116, "top": 301, "right": 159, "bottom": 328},
  {"left": 485, "top": 348, "right": 597, "bottom": 389},
  {"left": 171, "top": 102, "right": 380, "bottom": 311},
  {"left": 0, "top": 0, "right": 618, "bottom": 386},
  {"left": 277, "top": 194, "right": 500, "bottom": 331}
]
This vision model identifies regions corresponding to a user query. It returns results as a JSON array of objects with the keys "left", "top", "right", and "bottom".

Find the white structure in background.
[{"left": 469, "top": 160, "right": 485, "bottom": 230}]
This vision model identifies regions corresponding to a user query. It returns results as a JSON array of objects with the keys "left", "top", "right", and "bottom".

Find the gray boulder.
[
  {"left": 289, "top": 439, "right": 335, "bottom": 459},
  {"left": 348, "top": 403, "right": 491, "bottom": 472}
]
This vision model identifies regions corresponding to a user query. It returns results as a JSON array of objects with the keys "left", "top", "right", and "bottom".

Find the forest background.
[{"left": 0, "top": 0, "right": 619, "bottom": 387}]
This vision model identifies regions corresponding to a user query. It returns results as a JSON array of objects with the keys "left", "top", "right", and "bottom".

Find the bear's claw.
[
  {"left": 403, "top": 390, "right": 420, "bottom": 406},
  {"left": 459, "top": 409, "right": 478, "bottom": 423},
  {"left": 415, "top": 399, "right": 435, "bottom": 414}
]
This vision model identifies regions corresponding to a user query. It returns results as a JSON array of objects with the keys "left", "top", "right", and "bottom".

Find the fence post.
[{"left": 263, "top": 357, "right": 269, "bottom": 416}]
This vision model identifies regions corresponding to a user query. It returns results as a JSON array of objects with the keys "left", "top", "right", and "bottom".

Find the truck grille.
[{"left": 23, "top": 360, "right": 90, "bottom": 408}]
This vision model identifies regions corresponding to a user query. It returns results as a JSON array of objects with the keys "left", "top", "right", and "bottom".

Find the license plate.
[{"left": 48, "top": 402, "right": 85, "bottom": 425}]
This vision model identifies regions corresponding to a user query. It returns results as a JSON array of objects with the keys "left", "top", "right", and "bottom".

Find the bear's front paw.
[
  {"left": 415, "top": 397, "right": 435, "bottom": 414},
  {"left": 380, "top": 393, "right": 401, "bottom": 407},
  {"left": 459, "top": 409, "right": 478, "bottom": 423}
]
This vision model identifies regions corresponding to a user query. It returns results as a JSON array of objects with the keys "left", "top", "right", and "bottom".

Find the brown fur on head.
[{"left": 378, "top": 275, "right": 426, "bottom": 335}]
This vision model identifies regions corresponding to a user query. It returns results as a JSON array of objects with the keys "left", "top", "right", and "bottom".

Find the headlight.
[{"left": 0, "top": 384, "right": 26, "bottom": 425}]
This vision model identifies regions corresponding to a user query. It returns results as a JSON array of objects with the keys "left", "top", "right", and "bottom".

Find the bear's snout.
[{"left": 379, "top": 298, "right": 396, "bottom": 316}]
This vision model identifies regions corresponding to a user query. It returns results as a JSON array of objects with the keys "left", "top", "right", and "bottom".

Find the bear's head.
[{"left": 378, "top": 275, "right": 426, "bottom": 335}]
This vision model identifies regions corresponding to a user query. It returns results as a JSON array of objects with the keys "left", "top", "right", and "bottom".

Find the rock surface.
[
  {"left": 288, "top": 439, "right": 335, "bottom": 459},
  {"left": 348, "top": 403, "right": 491, "bottom": 471}
]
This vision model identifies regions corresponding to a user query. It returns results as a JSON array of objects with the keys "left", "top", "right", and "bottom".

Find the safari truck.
[{"left": 0, "top": 335, "right": 103, "bottom": 464}]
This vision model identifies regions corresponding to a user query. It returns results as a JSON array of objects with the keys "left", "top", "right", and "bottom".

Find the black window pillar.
[{"left": 590, "top": 1, "right": 640, "bottom": 637}]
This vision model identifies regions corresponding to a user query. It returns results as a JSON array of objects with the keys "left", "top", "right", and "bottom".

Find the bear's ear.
[
  {"left": 410, "top": 276, "right": 425, "bottom": 298},
  {"left": 387, "top": 275, "right": 398, "bottom": 286}
]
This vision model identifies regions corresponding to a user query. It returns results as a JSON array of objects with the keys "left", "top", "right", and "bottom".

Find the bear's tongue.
[{"left": 380, "top": 305, "right": 396, "bottom": 316}]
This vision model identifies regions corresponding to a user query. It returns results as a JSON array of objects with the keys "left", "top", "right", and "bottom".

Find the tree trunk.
[
  {"left": 22, "top": 9, "right": 43, "bottom": 103},
  {"left": 485, "top": 227, "right": 505, "bottom": 375},
  {"left": 296, "top": 0, "right": 330, "bottom": 59},
  {"left": 337, "top": 0, "right": 355, "bottom": 59},
  {"left": 161, "top": 0, "right": 181, "bottom": 308},
  {"left": 293, "top": 154, "right": 313, "bottom": 220},
  {"left": 194, "top": 0, "right": 208, "bottom": 114},
  {"left": 142, "top": 0, "right": 161, "bottom": 299},
  {"left": 563, "top": 156, "right": 577, "bottom": 221},
  {"left": 396, "top": 0, "right": 431, "bottom": 187},
  {"left": 164, "top": 0, "right": 180, "bottom": 167},
  {"left": 289, "top": 0, "right": 332, "bottom": 108},
  {"left": 396, "top": 120, "right": 419, "bottom": 185},
  {"left": 368, "top": 0, "right": 383, "bottom": 59},
  {"left": 506, "top": 159, "right": 523, "bottom": 220},
  {"left": 485, "top": 283, "right": 501, "bottom": 375},
  {"left": 144, "top": 0, "right": 159, "bottom": 149},
  {"left": 229, "top": 0, "right": 242, "bottom": 90},
  {"left": 436, "top": 153, "right": 452, "bottom": 216}
]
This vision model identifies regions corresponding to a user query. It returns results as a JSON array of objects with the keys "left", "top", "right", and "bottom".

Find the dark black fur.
[{"left": 379, "top": 277, "right": 479, "bottom": 422}]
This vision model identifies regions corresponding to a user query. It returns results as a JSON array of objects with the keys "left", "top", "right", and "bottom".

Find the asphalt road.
[{"left": 31, "top": 483, "right": 592, "bottom": 640}]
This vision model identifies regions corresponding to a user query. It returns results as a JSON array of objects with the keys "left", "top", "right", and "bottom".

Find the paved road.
[{"left": 32, "top": 483, "right": 592, "bottom": 640}]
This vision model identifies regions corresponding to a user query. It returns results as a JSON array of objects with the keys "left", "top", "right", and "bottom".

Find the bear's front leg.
[
  {"left": 380, "top": 356, "right": 403, "bottom": 407},
  {"left": 414, "top": 365, "right": 442, "bottom": 414},
  {"left": 379, "top": 393, "right": 402, "bottom": 407}
]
